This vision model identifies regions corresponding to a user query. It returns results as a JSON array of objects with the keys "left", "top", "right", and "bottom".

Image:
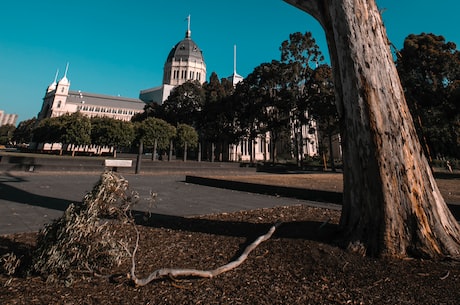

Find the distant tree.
[
  {"left": 232, "top": 75, "right": 266, "bottom": 163},
  {"left": 0, "top": 124, "right": 15, "bottom": 145},
  {"left": 131, "top": 102, "right": 162, "bottom": 123},
  {"left": 161, "top": 81, "right": 205, "bottom": 127},
  {"left": 201, "top": 73, "right": 239, "bottom": 161},
  {"left": 13, "top": 118, "right": 36, "bottom": 145},
  {"left": 280, "top": 31, "right": 325, "bottom": 165},
  {"left": 91, "top": 117, "right": 135, "bottom": 157},
  {"left": 176, "top": 123, "right": 198, "bottom": 161},
  {"left": 33, "top": 117, "right": 63, "bottom": 150},
  {"left": 59, "top": 113, "right": 91, "bottom": 156},
  {"left": 136, "top": 117, "right": 176, "bottom": 160},
  {"left": 241, "top": 61, "right": 294, "bottom": 163},
  {"left": 397, "top": 33, "right": 460, "bottom": 159},
  {"left": 307, "top": 65, "right": 339, "bottom": 170}
]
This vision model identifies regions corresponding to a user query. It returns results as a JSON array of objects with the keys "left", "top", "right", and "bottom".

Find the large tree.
[{"left": 284, "top": 0, "right": 460, "bottom": 258}]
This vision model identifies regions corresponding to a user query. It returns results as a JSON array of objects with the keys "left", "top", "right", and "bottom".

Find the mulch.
[{"left": 1, "top": 203, "right": 460, "bottom": 305}]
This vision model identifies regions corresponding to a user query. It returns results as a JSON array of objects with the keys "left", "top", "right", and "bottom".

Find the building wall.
[{"left": 0, "top": 110, "right": 18, "bottom": 126}]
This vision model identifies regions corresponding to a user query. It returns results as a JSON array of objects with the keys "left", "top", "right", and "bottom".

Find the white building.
[{"left": 37, "top": 66, "right": 145, "bottom": 122}]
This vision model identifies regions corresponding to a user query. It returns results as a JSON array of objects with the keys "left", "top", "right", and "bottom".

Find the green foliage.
[
  {"left": 201, "top": 73, "right": 239, "bottom": 144},
  {"left": 91, "top": 117, "right": 135, "bottom": 149},
  {"left": 0, "top": 124, "right": 16, "bottom": 145},
  {"left": 58, "top": 113, "right": 91, "bottom": 147},
  {"left": 137, "top": 117, "right": 176, "bottom": 150},
  {"left": 176, "top": 123, "right": 198, "bottom": 149},
  {"left": 13, "top": 118, "right": 36, "bottom": 144},
  {"left": 397, "top": 33, "right": 460, "bottom": 158},
  {"left": 161, "top": 80, "right": 205, "bottom": 127},
  {"left": 32, "top": 117, "right": 63, "bottom": 144}
]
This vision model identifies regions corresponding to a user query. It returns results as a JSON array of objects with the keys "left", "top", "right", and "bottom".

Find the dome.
[{"left": 165, "top": 35, "right": 204, "bottom": 64}]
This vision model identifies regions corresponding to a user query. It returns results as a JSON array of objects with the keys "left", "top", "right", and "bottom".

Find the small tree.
[
  {"left": 0, "top": 124, "right": 16, "bottom": 145},
  {"left": 59, "top": 113, "right": 91, "bottom": 156},
  {"left": 137, "top": 118, "right": 176, "bottom": 160},
  {"left": 176, "top": 124, "right": 198, "bottom": 161},
  {"left": 33, "top": 117, "right": 64, "bottom": 151},
  {"left": 13, "top": 118, "right": 36, "bottom": 145},
  {"left": 91, "top": 117, "right": 135, "bottom": 157}
]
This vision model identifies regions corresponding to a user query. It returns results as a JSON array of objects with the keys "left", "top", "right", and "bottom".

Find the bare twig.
[{"left": 129, "top": 222, "right": 282, "bottom": 287}]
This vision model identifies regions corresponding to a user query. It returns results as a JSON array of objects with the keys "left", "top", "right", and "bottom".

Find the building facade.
[
  {"left": 37, "top": 68, "right": 145, "bottom": 122},
  {"left": 0, "top": 110, "right": 18, "bottom": 126}
]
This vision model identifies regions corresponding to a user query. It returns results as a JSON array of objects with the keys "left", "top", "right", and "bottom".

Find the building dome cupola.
[{"left": 162, "top": 15, "right": 206, "bottom": 86}]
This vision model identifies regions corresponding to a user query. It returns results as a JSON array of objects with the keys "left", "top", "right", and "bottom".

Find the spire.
[
  {"left": 58, "top": 62, "right": 70, "bottom": 86},
  {"left": 53, "top": 69, "right": 59, "bottom": 83},
  {"left": 63, "top": 62, "right": 69, "bottom": 78},
  {"left": 233, "top": 44, "right": 237, "bottom": 75},
  {"left": 228, "top": 44, "right": 243, "bottom": 87},
  {"left": 185, "top": 14, "right": 191, "bottom": 38},
  {"left": 47, "top": 69, "right": 59, "bottom": 92}
]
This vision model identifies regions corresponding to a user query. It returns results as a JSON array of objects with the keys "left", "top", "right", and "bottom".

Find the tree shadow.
[
  {"left": 0, "top": 173, "right": 72, "bottom": 212},
  {"left": 133, "top": 211, "right": 339, "bottom": 243}
]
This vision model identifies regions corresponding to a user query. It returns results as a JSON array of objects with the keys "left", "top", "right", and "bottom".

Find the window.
[{"left": 56, "top": 101, "right": 61, "bottom": 108}]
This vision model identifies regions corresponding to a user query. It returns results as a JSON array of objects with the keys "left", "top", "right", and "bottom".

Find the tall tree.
[
  {"left": 280, "top": 32, "right": 325, "bottom": 165},
  {"left": 284, "top": 0, "right": 460, "bottom": 258},
  {"left": 201, "top": 73, "right": 239, "bottom": 161},
  {"left": 397, "top": 33, "right": 460, "bottom": 159},
  {"left": 307, "top": 64, "right": 339, "bottom": 171}
]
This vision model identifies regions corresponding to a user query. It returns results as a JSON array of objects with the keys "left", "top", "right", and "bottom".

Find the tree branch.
[{"left": 129, "top": 222, "right": 282, "bottom": 287}]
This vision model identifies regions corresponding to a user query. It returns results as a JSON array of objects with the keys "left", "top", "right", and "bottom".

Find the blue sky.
[{"left": 1, "top": 0, "right": 459, "bottom": 124}]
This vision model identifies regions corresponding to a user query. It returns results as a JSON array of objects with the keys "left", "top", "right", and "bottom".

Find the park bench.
[{"left": 104, "top": 159, "right": 133, "bottom": 172}]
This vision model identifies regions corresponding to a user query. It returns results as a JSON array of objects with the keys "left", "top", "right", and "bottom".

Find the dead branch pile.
[{"left": 32, "top": 171, "right": 137, "bottom": 282}]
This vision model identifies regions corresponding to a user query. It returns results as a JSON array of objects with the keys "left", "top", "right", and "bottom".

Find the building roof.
[
  {"left": 66, "top": 91, "right": 145, "bottom": 110},
  {"left": 165, "top": 34, "right": 204, "bottom": 64}
]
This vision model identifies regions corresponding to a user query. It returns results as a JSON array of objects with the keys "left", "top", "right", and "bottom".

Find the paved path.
[{"left": 0, "top": 171, "right": 340, "bottom": 235}]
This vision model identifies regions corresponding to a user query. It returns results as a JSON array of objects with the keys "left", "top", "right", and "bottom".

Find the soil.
[{"left": 1, "top": 173, "right": 460, "bottom": 304}]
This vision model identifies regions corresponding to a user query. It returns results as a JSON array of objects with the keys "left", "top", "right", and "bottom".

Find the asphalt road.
[{"left": 0, "top": 171, "right": 340, "bottom": 235}]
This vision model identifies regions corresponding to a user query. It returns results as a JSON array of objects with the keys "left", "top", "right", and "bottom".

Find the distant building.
[
  {"left": 0, "top": 110, "right": 18, "bottom": 126},
  {"left": 37, "top": 66, "right": 145, "bottom": 122},
  {"left": 140, "top": 15, "right": 206, "bottom": 104}
]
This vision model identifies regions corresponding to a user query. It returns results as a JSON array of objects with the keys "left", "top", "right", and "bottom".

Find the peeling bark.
[{"left": 284, "top": 0, "right": 460, "bottom": 258}]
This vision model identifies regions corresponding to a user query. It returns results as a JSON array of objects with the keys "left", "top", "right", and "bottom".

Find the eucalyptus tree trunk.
[{"left": 284, "top": 0, "right": 460, "bottom": 258}]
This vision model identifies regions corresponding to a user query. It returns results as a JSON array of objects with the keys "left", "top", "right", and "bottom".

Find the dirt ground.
[{"left": 1, "top": 172, "right": 460, "bottom": 304}]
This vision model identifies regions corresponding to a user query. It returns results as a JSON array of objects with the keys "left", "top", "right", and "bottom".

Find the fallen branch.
[{"left": 129, "top": 222, "right": 282, "bottom": 286}]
